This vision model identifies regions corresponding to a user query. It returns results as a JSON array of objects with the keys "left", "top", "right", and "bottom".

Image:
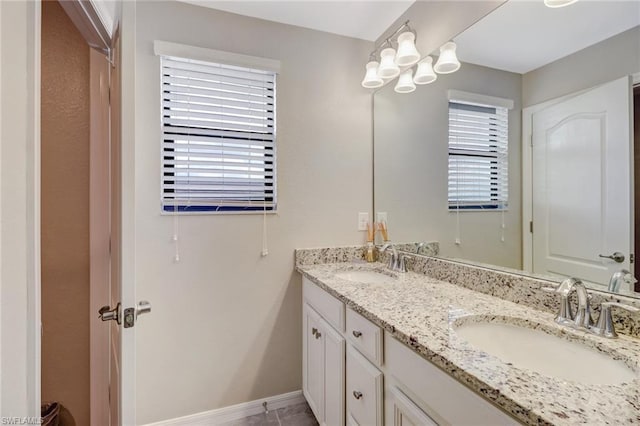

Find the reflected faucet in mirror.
[{"left": 608, "top": 270, "right": 637, "bottom": 293}]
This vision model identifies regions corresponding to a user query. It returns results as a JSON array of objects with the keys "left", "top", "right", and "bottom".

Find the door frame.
[
  {"left": 0, "top": 0, "right": 41, "bottom": 418},
  {"left": 522, "top": 75, "right": 638, "bottom": 273}
]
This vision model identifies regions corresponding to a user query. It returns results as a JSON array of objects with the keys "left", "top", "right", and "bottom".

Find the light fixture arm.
[{"left": 367, "top": 21, "right": 416, "bottom": 60}]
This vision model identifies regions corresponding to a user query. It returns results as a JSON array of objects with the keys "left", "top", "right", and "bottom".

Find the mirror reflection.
[{"left": 373, "top": 0, "right": 640, "bottom": 297}]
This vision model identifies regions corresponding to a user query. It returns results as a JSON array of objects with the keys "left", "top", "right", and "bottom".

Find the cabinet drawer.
[
  {"left": 385, "top": 333, "right": 518, "bottom": 425},
  {"left": 346, "top": 346, "right": 383, "bottom": 426},
  {"left": 303, "top": 277, "right": 345, "bottom": 331},
  {"left": 346, "top": 308, "right": 383, "bottom": 366}
]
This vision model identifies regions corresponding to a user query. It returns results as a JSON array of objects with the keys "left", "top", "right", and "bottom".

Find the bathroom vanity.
[{"left": 296, "top": 249, "right": 640, "bottom": 426}]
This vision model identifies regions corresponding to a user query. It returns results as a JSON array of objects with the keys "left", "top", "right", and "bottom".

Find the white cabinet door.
[
  {"left": 303, "top": 303, "right": 325, "bottom": 422},
  {"left": 386, "top": 386, "right": 437, "bottom": 426},
  {"left": 323, "top": 318, "right": 346, "bottom": 426},
  {"left": 346, "top": 346, "right": 383, "bottom": 426}
]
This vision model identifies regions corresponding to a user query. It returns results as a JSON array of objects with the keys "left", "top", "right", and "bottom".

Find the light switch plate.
[
  {"left": 376, "top": 212, "right": 388, "bottom": 223},
  {"left": 358, "top": 212, "right": 369, "bottom": 231}
]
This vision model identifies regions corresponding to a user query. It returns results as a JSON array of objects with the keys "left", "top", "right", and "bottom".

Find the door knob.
[
  {"left": 136, "top": 300, "right": 152, "bottom": 316},
  {"left": 599, "top": 252, "right": 625, "bottom": 263},
  {"left": 98, "top": 303, "right": 120, "bottom": 324}
]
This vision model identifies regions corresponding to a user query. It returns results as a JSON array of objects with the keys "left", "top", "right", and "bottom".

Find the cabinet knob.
[
  {"left": 353, "top": 391, "right": 363, "bottom": 400},
  {"left": 352, "top": 330, "right": 362, "bottom": 338}
]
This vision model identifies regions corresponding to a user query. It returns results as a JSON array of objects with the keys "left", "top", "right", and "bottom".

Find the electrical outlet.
[
  {"left": 358, "top": 212, "right": 369, "bottom": 231},
  {"left": 376, "top": 212, "right": 388, "bottom": 223}
]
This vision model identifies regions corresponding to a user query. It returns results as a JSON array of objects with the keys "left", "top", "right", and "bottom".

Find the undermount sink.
[
  {"left": 335, "top": 270, "right": 396, "bottom": 285},
  {"left": 454, "top": 321, "right": 638, "bottom": 385}
]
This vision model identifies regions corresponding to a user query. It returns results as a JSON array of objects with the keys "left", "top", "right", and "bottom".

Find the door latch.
[
  {"left": 123, "top": 300, "right": 152, "bottom": 328},
  {"left": 99, "top": 303, "right": 121, "bottom": 324}
]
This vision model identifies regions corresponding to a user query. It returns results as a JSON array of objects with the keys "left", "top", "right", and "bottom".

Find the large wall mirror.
[{"left": 373, "top": 0, "right": 640, "bottom": 297}]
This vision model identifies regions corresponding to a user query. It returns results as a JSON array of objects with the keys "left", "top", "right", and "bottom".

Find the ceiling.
[
  {"left": 454, "top": 0, "right": 640, "bottom": 74},
  {"left": 178, "top": 1, "right": 415, "bottom": 41}
]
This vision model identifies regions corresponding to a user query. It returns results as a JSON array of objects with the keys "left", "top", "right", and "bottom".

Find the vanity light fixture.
[
  {"left": 361, "top": 60, "right": 384, "bottom": 88},
  {"left": 434, "top": 41, "right": 461, "bottom": 74},
  {"left": 395, "top": 31, "right": 421, "bottom": 67},
  {"left": 395, "top": 69, "right": 416, "bottom": 93},
  {"left": 413, "top": 56, "right": 437, "bottom": 85},
  {"left": 360, "top": 21, "right": 461, "bottom": 93},
  {"left": 544, "top": 0, "right": 579, "bottom": 8},
  {"left": 378, "top": 47, "right": 401, "bottom": 79}
]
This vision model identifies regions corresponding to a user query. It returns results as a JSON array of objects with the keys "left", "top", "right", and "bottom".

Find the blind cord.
[
  {"left": 173, "top": 204, "right": 180, "bottom": 262},
  {"left": 261, "top": 201, "right": 269, "bottom": 257}
]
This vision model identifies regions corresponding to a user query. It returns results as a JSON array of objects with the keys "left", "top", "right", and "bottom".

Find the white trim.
[
  {"left": 120, "top": 2, "right": 137, "bottom": 424},
  {"left": 153, "top": 40, "right": 281, "bottom": 73},
  {"left": 89, "top": 0, "right": 114, "bottom": 38},
  {"left": 448, "top": 89, "right": 514, "bottom": 110},
  {"left": 141, "top": 391, "right": 305, "bottom": 426},
  {"left": 27, "top": 0, "right": 41, "bottom": 417}
]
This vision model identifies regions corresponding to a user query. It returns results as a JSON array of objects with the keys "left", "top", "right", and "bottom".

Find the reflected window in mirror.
[{"left": 448, "top": 96, "right": 509, "bottom": 211}]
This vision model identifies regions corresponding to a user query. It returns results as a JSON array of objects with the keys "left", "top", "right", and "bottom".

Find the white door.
[
  {"left": 532, "top": 76, "right": 632, "bottom": 287},
  {"left": 322, "top": 317, "right": 345, "bottom": 426},
  {"left": 98, "top": 23, "right": 150, "bottom": 425}
]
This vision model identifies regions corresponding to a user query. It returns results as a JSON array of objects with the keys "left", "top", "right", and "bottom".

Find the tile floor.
[{"left": 220, "top": 401, "right": 318, "bottom": 426}]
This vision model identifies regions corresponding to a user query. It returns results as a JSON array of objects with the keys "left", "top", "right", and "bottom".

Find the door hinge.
[
  {"left": 631, "top": 253, "right": 635, "bottom": 264},
  {"left": 529, "top": 221, "right": 533, "bottom": 233}
]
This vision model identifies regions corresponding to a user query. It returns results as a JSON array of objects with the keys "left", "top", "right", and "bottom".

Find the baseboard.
[{"left": 142, "top": 390, "right": 305, "bottom": 426}]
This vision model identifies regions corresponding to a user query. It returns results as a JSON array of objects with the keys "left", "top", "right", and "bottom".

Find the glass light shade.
[
  {"left": 544, "top": 0, "right": 578, "bottom": 7},
  {"left": 361, "top": 61, "right": 383, "bottom": 88},
  {"left": 413, "top": 56, "right": 437, "bottom": 85},
  {"left": 394, "top": 69, "right": 416, "bottom": 94},
  {"left": 378, "top": 48, "right": 400, "bottom": 79},
  {"left": 434, "top": 41, "right": 461, "bottom": 74},
  {"left": 395, "top": 32, "right": 421, "bottom": 67}
]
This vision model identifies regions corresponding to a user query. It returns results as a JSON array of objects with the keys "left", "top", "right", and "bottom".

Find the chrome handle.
[
  {"left": 352, "top": 330, "right": 362, "bottom": 338},
  {"left": 599, "top": 252, "right": 625, "bottom": 263},
  {"left": 136, "top": 300, "right": 152, "bottom": 317},
  {"left": 593, "top": 302, "right": 639, "bottom": 338},
  {"left": 601, "top": 302, "right": 640, "bottom": 313},
  {"left": 352, "top": 391, "right": 363, "bottom": 400},
  {"left": 98, "top": 303, "right": 120, "bottom": 324}
]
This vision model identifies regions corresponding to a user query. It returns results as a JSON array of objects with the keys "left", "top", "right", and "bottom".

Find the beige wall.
[
  {"left": 133, "top": 2, "right": 373, "bottom": 423},
  {"left": 523, "top": 26, "right": 640, "bottom": 107},
  {"left": 374, "top": 62, "right": 522, "bottom": 268},
  {"left": 41, "top": 1, "right": 91, "bottom": 424}
]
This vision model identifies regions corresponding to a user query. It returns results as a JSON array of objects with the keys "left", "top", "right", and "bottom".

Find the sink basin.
[
  {"left": 454, "top": 321, "right": 637, "bottom": 385},
  {"left": 335, "top": 270, "right": 396, "bottom": 285}
]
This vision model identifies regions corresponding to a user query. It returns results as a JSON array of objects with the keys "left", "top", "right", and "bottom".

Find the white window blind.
[
  {"left": 448, "top": 100, "right": 508, "bottom": 210},
  {"left": 161, "top": 55, "right": 276, "bottom": 212}
]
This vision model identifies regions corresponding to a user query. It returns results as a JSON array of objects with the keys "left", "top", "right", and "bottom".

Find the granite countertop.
[{"left": 297, "top": 262, "right": 640, "bottom": 426}]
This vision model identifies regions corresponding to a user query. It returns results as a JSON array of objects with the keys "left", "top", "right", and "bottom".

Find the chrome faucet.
[
  {"left": 607, "top": 269, "right": 637, "bottom": 293},
  {"left": 546, "top": 277, "right": 639, "bottom": 338},
  {"left": 550, "top": 278, "right": 593, "bottom": 329},
  {"left": 378, "top": 242, "right": 408, "bottom": 273}
]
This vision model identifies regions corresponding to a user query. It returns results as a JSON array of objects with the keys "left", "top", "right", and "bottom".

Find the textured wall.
[{"left": 41, "top": 1, "right": 90, "bottom": 424}]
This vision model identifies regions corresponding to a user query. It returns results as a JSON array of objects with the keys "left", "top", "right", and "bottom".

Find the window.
[
  {"left": 448, "top": 96, "right": 509, "bottom": 210},
  {"left": 160, "top": 55, "right": 276, "bottom": 213}
]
